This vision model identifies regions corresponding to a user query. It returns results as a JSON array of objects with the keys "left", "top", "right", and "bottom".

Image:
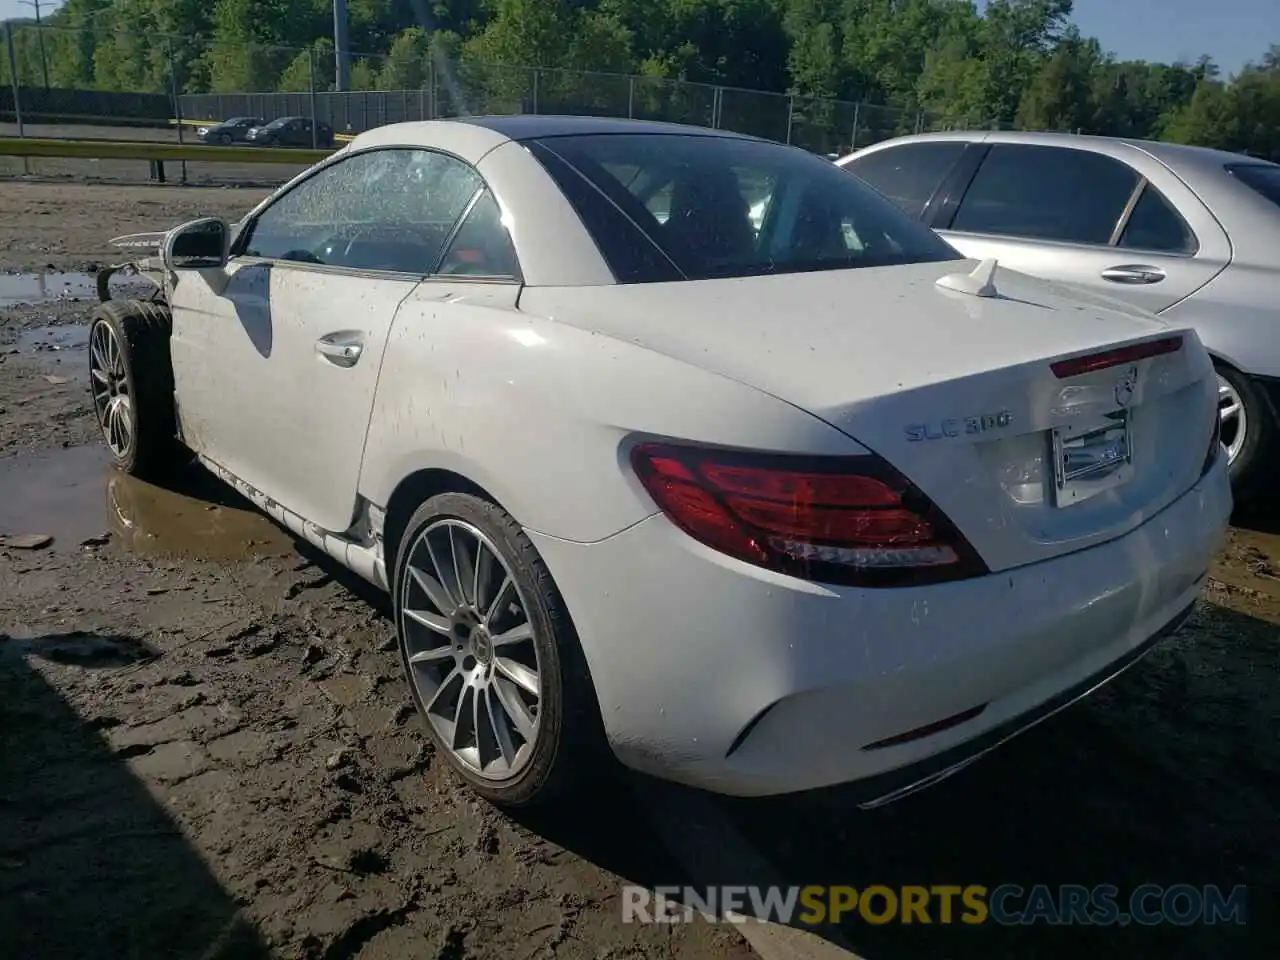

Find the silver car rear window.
[{"left": 1227, "top": 163, "right": 1280, "bottom": 210}]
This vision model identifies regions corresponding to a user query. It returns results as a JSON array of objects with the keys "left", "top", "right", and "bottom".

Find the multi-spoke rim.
[
  {"left": 399, "top": 519, "right": 543, "bottom": 781},
  {"left": 90, "top": 321, "right": 133, "bottom": 458},
  {"left": 1217, "top": 373, "right": 1247, "bottom": 467}
]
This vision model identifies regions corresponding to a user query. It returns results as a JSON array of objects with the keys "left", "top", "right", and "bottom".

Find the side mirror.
[{"left": 162, "top": 217, "right": 230, "bottom": 270}]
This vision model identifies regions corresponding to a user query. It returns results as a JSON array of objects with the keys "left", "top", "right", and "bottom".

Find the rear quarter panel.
[
  {"left": 356, "top": 283, "right": 868, "bottom": 544},
  {"left": 1161, "top": 261, "right": 1280, "bottom": 378},
  {"left": 1158, "top": 158, "right": 1280, "bottom": 379}
]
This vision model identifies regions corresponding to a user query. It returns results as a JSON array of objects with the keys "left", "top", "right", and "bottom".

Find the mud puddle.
[
  {"left": 0, "top": 443, "right": 294, "bottom": 559},
  {"left": 17, "top": 323, "right": 90, "bottom": 353},
  {"left": 8, "top": 323, "right": 91, "bottom": 372},
  {"left": 0, "top": 270, "right": 154, "bottom": 307}
]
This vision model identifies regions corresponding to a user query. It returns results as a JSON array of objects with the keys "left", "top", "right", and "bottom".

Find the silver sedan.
[{"left": 837, "top": 131, "right": 1280, "bottom": 502}]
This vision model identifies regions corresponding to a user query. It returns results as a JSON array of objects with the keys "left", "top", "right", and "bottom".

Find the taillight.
[
  {"left": 630, "top": 442, "right": 988, "bottom": 587},
  {"left": 1050, "top": 336, "right": 1183, "bottom": 379}
]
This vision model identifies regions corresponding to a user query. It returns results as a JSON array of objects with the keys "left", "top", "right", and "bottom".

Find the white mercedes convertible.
[{"left": 88, "top": 116, "right": 1230, "bottom": 807}]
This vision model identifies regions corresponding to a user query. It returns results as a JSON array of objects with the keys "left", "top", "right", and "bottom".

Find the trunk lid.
[{"left": 525, "top": 262, "right": 1218, "bottom": 573}]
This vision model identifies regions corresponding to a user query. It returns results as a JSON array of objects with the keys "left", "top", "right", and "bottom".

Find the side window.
[
  {"left": 1119, "top": 185, "right": 1198, "bottom": 254},
  {"left": 951, "top": 144, "right": 1138, "bottom": 245},
  {"left": 843, "top": 141, "right": 967, "bottom": 219},
  {"left": 525, "top": 139, "right": 682, "bottom": 284},
  {"left": 436, "top": 189, "right": 521, "bottom": 279},
  {"left": 741, "top": 169, "right": 777, "bottom": 234},
  {"left": 239, "top": 148, "right": 483, "bottom": 274}
]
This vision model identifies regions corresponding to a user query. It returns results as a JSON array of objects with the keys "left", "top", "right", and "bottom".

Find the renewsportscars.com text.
[{"left": 622, "top": 884, "right": 1248, "bottom": 927}]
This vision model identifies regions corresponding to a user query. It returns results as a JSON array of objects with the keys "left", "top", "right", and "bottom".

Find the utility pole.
[
  {"left": 333, "top": 0, "right": 350, "bottom": 92},
  {"left": 18, "top": 0, "right": 50, "bottom": 90},
  {"left": 5, "top": 21, "right": 30, "bottom": 172}
]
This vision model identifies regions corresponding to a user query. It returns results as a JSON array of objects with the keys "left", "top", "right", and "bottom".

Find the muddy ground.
[
  {"left": 1, "top": 181, "right": 1277, "bottom": 960},
  {"left": 0, "top": 180, "right": 273, "bottom": 276}
]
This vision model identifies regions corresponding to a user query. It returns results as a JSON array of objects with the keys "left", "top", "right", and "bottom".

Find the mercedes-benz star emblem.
[{"left": 1114, "top": 365, "right": 1138, "bottom": 408}]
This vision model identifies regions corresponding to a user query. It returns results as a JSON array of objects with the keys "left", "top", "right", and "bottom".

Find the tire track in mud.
[{"left": 1, "top": 541, "right": 751, "bottom": 960}]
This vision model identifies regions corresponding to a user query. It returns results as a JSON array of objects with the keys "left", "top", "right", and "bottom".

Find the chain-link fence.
[{"left": 2, "top": 22, "right": 995, "bottom": 156}]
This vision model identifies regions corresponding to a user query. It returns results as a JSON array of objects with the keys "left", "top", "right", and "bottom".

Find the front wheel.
[
  {"left": 1216, "top": 362, "right": 1276, "bottom": 503},
  {"left": 88, "top": 300, "right": 187, "bottom": 481},
  {"left": 392, "top": 493, "right": 606, "bottom": 807}
]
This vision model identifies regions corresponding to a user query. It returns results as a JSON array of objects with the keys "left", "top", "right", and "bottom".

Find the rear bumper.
[
  {"left": 842, "top": 599, "right": 1195, "bottom": 809},
  {"left": 530, "top": 455, "right": 1232, "bottom": 798}
]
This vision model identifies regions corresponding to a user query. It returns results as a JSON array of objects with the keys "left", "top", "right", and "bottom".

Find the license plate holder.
[{"left": 1051, "top": 410, "right": 1134, "bottom": 507}]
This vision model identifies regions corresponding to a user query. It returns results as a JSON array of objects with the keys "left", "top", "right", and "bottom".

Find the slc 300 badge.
[{"left": 904, "top": 410, "right": 1013, "bottom": 442}]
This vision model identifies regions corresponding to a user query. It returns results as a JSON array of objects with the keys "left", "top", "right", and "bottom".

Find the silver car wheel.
[
  {"left": 1217, "top": 373, "right": 1247, "bottom": 467},
  {"left": 90, "top": 320, "right": 133, "bottom": 458},
  {"left": 399, "top": 518, "right": 542, "bottom": 781}
]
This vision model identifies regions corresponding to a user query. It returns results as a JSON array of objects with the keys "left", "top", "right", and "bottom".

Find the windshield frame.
[{"left": 527, "top": 132, "right": 962, "bottom": 284}]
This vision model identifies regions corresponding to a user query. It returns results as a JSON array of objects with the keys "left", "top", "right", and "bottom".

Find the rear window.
[
  {"left": 842, "top": 140, "right": 967, "bottom": 219},
  {"left": 1227, "top": 163, "right": 1280, "bottom": 209},
  {"left": 528, "top": 133, "right": 961, "bottom": 283}
]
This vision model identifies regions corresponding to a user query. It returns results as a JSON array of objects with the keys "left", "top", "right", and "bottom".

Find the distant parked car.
[
  {"left": 836, "top": 131, "right": 1280, "bottom": 501},
  {"left": 246, "top": 117, "right": 335, "bottom": 148},
  {"left": 195, "top": 117, "right": 264, "bottom": 145}
]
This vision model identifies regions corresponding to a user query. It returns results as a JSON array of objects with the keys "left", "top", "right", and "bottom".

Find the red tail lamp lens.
[
  {"left": 1050, "top": 336, "right": 1182, "bottom": 379},
  {"left": 630, "top": 443, "right": 987, "bottom": 587}
]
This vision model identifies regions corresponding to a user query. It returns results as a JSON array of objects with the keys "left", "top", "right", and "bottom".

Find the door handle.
[
  {"left": 315, "top": 333, "right": 363, "bottom": 367},
  {"left": 1101, "top": 264, "right": 1165, "bottom": 285}
]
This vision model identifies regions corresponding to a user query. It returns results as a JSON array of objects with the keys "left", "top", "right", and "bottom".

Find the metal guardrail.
[
  {"left": 0, "top": 136, "right": 335, "bottom": 163},
  {"left": 169, "top": 117, "right": 356, "bottom": 143}
]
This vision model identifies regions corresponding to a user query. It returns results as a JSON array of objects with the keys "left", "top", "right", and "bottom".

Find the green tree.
[
  {"left": 277, "top": 43, "right": 319, "bottom": 91},
  {"left": 1016, "top": 28, "right": 1102, "bottom": 132},
  {"left": 350, "top": 58, "right": 380, "bottom": 90},
  {"left": 782, "top": 0, "right": 844, "bottom": 99},
  {"left": 1163, "top": 54, "right": 1280, "bottom": 160},
  {"left": 379, "top": 26, "right": 433, "bottom": 89},
  {"left": 201, "top": 0, "right": 318, "bottom": 92},
  {"left": 463, "top": 0, "right": 572, "bottom": 68},
  {"left": 8, "top": 0, "right": 1277, "bottom": 157},
  {"left": 1162, "top": 80, "right": 1239, "bottom": 149}
]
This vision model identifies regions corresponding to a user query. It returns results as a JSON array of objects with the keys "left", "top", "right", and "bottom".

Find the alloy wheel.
[
  {"left": 90, "top": 321, "right": 133, "bottom": 459},
  {"left": 1217, "top": 373, "right": 1247, "bottom": 467},
  {"left": 399, "top": 518, "right": 543, "bottom": 780}
]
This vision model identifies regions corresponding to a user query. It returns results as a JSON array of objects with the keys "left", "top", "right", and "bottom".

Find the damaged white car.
[{"left": 89, "top": 116, "right": 1230, "bottom": 808}]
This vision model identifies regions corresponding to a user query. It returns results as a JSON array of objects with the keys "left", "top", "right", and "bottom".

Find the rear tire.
[
  {"left": 392, "top": 492, "right": 607, "bottom": 807},
  {"left": 1216, "top": 361, "right": 1277, "bottom": 504},
  {"left": 88, "top": 299, "right": 187, "bottom": 482}
]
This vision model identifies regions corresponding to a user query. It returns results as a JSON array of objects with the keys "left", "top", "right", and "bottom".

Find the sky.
[
  {"left": 0, "top": 0, "right": 1276, "bottom": 78},
  {"left": 983, "top": 0, "right": 1274, "bottom": 76}
]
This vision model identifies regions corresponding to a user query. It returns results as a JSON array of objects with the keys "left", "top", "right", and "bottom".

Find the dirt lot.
[
  {"left": 1, "top": 180, "right": 1277, "bottom": 960},
  {"left": 0, "top": 181, "right": 272, "bottom": 275}
]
